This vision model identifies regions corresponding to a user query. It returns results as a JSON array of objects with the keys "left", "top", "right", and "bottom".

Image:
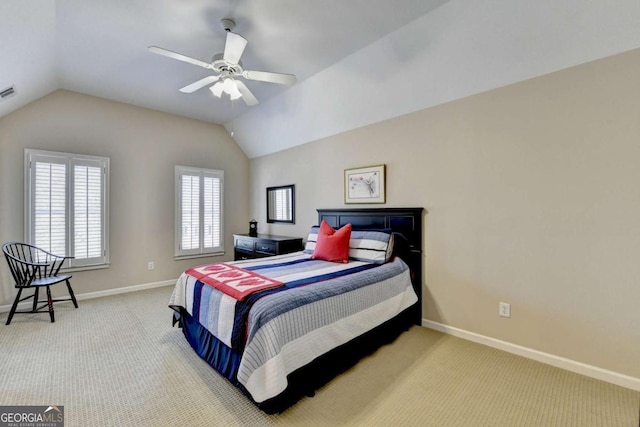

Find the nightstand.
[{"left": 233, "top": 234, "right": 303, "bottom": 261}]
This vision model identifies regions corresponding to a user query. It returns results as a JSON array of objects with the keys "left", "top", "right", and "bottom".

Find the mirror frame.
[{"left": 266, "top": 184, "right": 295, "bottom": 224}]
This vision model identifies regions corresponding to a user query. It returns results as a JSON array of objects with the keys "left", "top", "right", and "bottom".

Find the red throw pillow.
[{"left": 311, "top": 220, "right": 352, "bottom": 263}]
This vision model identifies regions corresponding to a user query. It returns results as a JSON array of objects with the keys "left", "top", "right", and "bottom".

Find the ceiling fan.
[{"left": 149, "top": 18, "right": 296, "bottom": 106}]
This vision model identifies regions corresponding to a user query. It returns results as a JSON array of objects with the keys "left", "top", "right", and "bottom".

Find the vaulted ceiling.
[{"left": 2, "top": 1, "right": 640, "bottom": 158}]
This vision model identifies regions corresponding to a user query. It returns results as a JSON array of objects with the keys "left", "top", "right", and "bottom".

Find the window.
[
  {"left": 25, "top": 149, "right": 109, "bottom": 269},
  {"left": 175, "top": 166, "right": 224, "bottom": 258}
]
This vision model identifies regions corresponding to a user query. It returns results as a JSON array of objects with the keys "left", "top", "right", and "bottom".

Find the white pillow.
[{"left": 304, "top": 226, "right": 393, "bottom": 264}]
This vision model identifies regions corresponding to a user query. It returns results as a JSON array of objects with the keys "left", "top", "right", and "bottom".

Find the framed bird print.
[{"left": 344, "top": 164, "right": 386, "bottom": 204}]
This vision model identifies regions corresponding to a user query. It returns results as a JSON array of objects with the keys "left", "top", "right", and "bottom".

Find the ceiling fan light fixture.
[
  {"left": 210, "top": 82, "right": 224, "bottom": 98},
  {"left": 210, "top": 77, "right": 243, "bottom": 100},
  {"left": 227, "top": 83, "right": 242, "bottom": 100},
  {"left": 223, "top": 77, "right": 234, "bottom": 92}
]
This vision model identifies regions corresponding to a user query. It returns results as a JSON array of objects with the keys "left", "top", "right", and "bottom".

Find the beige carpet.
[{"left": 0, "top": 285, "right": 637, "bottom": 427}]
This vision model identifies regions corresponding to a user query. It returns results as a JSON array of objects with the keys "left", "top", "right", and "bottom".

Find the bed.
[{"left": 169, "top": 207, "right": 424, "bottom": 413}]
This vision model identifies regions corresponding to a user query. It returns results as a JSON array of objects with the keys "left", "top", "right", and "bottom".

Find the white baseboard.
[
  {"left": 0, "top": 279, "right": 176, "bottom": 313},
  {"left": 422, "top": 319, "right": 640, "bottom": 392}
]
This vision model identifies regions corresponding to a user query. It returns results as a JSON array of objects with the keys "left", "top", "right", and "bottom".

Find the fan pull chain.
[{"left": 230, "top": 99, "right": 235, "bottom": 137}]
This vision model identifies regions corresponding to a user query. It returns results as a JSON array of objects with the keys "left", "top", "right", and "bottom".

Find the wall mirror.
[{"left": 267, "top": 184, "right": 295, "bottom": 224}]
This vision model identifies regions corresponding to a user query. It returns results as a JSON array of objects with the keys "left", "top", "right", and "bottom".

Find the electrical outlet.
[
  {"left": 148, "top": 261, "right": 154, "bottom": 270},
  {"left": 499, "top": 302, "right": 511, "bottom": 318}
]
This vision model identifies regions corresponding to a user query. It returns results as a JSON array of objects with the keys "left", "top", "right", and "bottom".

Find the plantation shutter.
[
  {"left": 33, "top": 159, "right": 67, "bottom": 256},
  {"left": 203, "top": 174, "right": 222, "bottom": 249},
  {"left": 26, "top": 149, "right": 109, "bottom": 269},
  {"left": 73, "top": 160, "right": 105, "bottom": 265},
  {"left": 176, "top": 166, "right": 224, "bottom": 257},
  {"left": 180, "top": 174, "right": 200, "bottom": 252}
]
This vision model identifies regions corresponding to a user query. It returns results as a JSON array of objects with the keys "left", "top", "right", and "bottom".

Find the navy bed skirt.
[
  {"left": 177, "top": 304, "right": 416, "bottom": 414},
  {"left": 180, "top": 309, "right": 242, "bottom": 385}
]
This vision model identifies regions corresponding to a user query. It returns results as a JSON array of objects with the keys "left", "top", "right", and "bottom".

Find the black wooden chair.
[{"left": 2, "top": 242, "right": 78, "bottom": 325}]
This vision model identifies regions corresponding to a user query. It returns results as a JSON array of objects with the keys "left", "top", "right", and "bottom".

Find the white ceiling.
[
  {"left": 2, "top": 0, "right": 640, "bottom": 158},
  {"left": 0, "top": 1, "right": 446, "bottom": 131}
]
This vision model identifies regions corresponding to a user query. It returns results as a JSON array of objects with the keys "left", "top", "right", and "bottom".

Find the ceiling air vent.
[{"left": 0, "top": 85, "right": 16, "bottom": 100}]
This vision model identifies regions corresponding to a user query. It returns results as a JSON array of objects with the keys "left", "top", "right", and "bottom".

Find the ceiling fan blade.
[
  {"left": 148, "top": 46, "right": 211, "bottom": 69},
  {"left": 242, "top": 70, "right": 296, "bottom": 86},
  {"left": 179, "top": 76, "right": 220, "bottom": 93},
  {"left": 223, "top": 32, "right": 248, "bottom": 64},
  {"left": 234, "top": 80, "right": 259, "bottom": 106}
]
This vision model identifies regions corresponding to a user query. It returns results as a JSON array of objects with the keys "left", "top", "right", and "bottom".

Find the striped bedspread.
[{"left": 169, "top": 251, "right": 417, "bottom": 403}]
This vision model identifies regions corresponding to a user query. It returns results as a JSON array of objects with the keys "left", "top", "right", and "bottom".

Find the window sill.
[
  {"left": 61, "top": 263, "right": 110, "bottom": 273},
  {"left": 174, "top": 251, "right": 225, "bottom": 261}
]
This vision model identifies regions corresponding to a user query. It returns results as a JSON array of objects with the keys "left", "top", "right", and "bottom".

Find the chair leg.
[
  {"left": 32, "top": 288, "right": 40, "bottom": 312},
  {"left": 66, "top": 280, "right": 78, "bottom": 308},
  {"left": 6, "top": 288, "right": 23, "bottom": 326},
  {"left": 45, "top": 286, "right": 55, "bottom": 323}
]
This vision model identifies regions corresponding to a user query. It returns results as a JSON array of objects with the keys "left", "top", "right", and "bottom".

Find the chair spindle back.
[{"left": 2, "top": 242, "right": 66, "bottom": 288}]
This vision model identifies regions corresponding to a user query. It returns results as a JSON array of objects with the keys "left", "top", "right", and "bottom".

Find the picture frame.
[
  {"left": 266, "top": 184, "right": 295, "bottom": 224},
  {"left": 344, "top": 164, "right": 386, "bottom": 204}
]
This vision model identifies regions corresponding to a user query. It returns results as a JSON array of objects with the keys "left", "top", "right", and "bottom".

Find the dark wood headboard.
[{"left": 317, "top": 208, "right": 425, "bottom": 324}]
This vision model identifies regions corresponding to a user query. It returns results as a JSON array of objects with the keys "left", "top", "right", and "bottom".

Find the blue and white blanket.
[{"left": 169, "top": 251, "right": 417, "bottom": 403}]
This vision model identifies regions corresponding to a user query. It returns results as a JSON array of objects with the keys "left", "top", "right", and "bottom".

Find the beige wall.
[
  {"left": 0, "top": 90, "right": 249, "bottom": 305},
  {"left": 250, "top": 49, "right": 640, "bottom": 378}
]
